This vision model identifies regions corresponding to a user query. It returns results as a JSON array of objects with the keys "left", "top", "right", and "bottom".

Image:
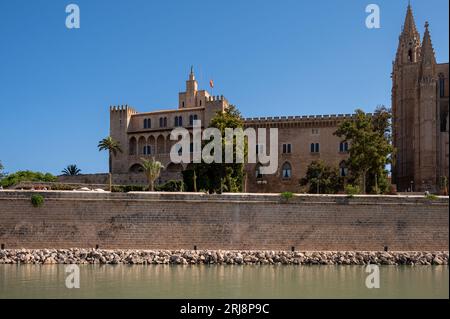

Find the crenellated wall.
[{"left": 0, "top": 191, "right": 447, "bottom": 251}]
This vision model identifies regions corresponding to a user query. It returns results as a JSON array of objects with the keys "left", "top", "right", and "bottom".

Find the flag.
[{"left": 209, "top": 79, "right": 214, "bottom": 88}]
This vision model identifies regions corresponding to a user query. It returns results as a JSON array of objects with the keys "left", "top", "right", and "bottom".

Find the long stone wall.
[{"left": 0, "top": 191, "right": 448, "bottom": 251}]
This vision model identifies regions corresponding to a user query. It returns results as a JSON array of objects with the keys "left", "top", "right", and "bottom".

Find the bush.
[
  {"left": 345, "top": 184, "right": 360, "bottom": 197},
  {"left": 31, "top": 194, "right": 44, "bottom": 207},
  {"left": 281, "top": 192, "right": 294, "bottom": 201},
  {"left": 425, "top": 193, "right": 439, "bottom": 200},
  {"left": 155, "top": 180, "right": 185, "bottom": 192},
  {"left": 1, "top": 171, "right": 56, "bottom": 188},
  {"left": 111, "top": 185, "right": 147, "bottom": 192}
]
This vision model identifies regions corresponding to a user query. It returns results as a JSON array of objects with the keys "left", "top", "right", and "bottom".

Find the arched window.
[
  {"left": 144, "top": 119, "right": 148, "bottom": 129},
  {"left": 281, "top": 162, "right": 292, "bottom": 179},
  {"left": 163, "top": 117, "right": 167, "bottom": 127},
  {"left": 129, "top": 137, "right": 137, "bottom": 155},
  {"left": 439, "top": 74, "right": 445, "bottom": 98},
  {"left": 310, "top": 143, "right": 315, "bottom": 153},
  {"left": 339, "top": 161, "right": 348, "bottom": 177},
  {"left": 255, "top": 165, "right": 263, "bottom": 179},
  {"left": 178, "top": 116, "right": 183, "bottom": 126},
  {"left": 175, "top": 117, "right": 179, "bottom": 127},
  {"left": 315, "top": 143, "right": 320, "bottom": 153},
  {"left": 147, "top": 118, "right": 151, "bottom": 129},
  {"left": 159, "top": 117, "right": 163, "bottom": 128}
]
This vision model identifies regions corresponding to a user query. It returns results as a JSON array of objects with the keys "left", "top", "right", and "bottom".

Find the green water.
[{"left": 0, "top": 265, "right": 448, "bottom": 299}]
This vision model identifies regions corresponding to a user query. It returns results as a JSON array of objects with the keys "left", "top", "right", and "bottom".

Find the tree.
[
  {"left": 98, "top": 136, "right": 123, "bottom": 191},
  {"left": 334, "top": 106, "right": 393, "bottom": 194},
  {"left": 61, "top": 164, "right": 81, "bottom": 176},
  {"left": 0, "top": 161, "right": 4, "bottom": 180},
  {"left": 141, "top": 157, "right": 164, "bottom": 191},
  {"left": 0, "top": 171, "right": 56, "bottom": 188},
  {"left": 183, "top": 105, "right": 246, "bottom": 193},
  {"left": 300, "top": 160, "right": 342, "bottom": 194}
]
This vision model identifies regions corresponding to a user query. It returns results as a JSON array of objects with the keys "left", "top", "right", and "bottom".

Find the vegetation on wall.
[
  {"left": 334, "top": 106, "right": 393, "bottom": 194},
  {"left": 0, "top": 171, "right": 56, "bottom": 188},
  {"left": 30, "top": 194, "right": 45, "bottom": 207},
  {"left": 98, "top": 136, "right": 123, "bottom": 192}
]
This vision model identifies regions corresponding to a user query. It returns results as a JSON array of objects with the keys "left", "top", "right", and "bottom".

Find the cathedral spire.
[
  {"left": 402, "top": 3, "right": 419, "bottom": 38},
  {"left": 421, "top": 22, "right": 436, "bottom": 66}
]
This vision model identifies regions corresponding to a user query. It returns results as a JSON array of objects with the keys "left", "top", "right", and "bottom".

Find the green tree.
[
  {"left": 184, "top": 105, "right": 246, "bottom": 193},
  {"left": 61, "top": 164, "right": 81, "bottom": 176},
  {"left": 141, "top": 157, "right": 164, "bottom": 191},
  {"left": 0, "top": 161, "right": 4, "bottom": 180},
  {"left": 334, "top": 106, "right": 393, "bottom": 194},
  {"left": 98, "top": 136, "right": 123, "bottom": 191},
  {"left": 300, "top": 160, "right": 342, "bottom": 194},
  {"left": 0, "top": 171, "right": 56, "bottom": 188}
]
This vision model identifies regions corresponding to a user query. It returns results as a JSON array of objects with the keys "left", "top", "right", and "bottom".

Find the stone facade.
[
  {"left": 109, "top": 69, "right": 352, "bottom": 191},
  {"left": 392, "top": 5, "right": 449, "bottom": 192},
  {"left": 0, "top": 191, "right": 448, "bottom": 251}
]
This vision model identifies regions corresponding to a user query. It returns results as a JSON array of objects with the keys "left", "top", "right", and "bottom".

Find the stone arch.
[
  {"left": 129, "top": 163, "right": 144, "bottom": 173},
  {"left": 129, "top": 137, "right": 137, "bottom": 155},
  {"left": 138, "top": 136, "right": 146, "bottom": 155},
  {"left": 148, "top": 135, "right": 156, "bottom": 155},
  {"left": 156, "top": 135, "right": 165, "bottom": 154},
  {"left": 281, "top": 162, "right": 292, "bottom": 179}
]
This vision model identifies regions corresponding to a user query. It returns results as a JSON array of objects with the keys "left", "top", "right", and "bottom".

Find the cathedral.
[
  {"left": 391, "top": 4, "right": 449, "bottom": 192},
  {"left": 102, "top": 4, "right": 449, "bottom": 193}
]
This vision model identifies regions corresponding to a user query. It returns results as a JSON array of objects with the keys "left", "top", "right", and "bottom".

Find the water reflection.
[{"left": 0, "top": 265, "right": 448, "bottom": 299}]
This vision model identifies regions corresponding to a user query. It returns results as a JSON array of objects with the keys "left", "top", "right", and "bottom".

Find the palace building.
[
  {"left": 391, "top": 4, "right": 449, "bottom": 192},
  {"left": 102, "top": 4, "right": 449, "bottom": 193}
]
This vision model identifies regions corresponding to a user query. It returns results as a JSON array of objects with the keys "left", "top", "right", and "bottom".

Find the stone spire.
[
  {"left": 186, "top": 66, "right": 198, "bottom": 93},
  {"left": 395, "top": 3, "right": 421, "bottom": 64},
  {"left": 420, "top": 22, "right": 436, "bottom": 67}
]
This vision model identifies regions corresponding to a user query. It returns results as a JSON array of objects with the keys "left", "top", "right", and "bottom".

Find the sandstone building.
[
  {"left": 80, "top": 4, "right": 448, "bottom": 194},
  {"left": 392, "top": 5, "right": 449, "bottom": 192}
]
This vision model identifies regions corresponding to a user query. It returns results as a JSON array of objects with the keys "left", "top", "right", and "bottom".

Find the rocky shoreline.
[{"left": 0, "top": 249, "right": 448, "bottom": 265}]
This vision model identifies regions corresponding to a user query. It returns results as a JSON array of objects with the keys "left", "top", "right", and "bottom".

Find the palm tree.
[
  {"left": 61, "top": 164, "right": 81, "bottom": 176},
  {"left": 141, "top": 157, "right": 164, "bottom": 191},
  {"left": 98, "top": 136, "right": 123, "bottom": 191}
]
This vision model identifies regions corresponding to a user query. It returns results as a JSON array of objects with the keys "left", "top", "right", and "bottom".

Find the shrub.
[
  {"left": 31, "top": 194, "right": 44, "bottom": 207},
  {"left": 281, "top": 192, "right": 294, "bottom": 201},
  {"left": 1, "top": 171, "right": 56, "bottom": 188},
  {"left": 345, "top": 184, "right": 360, "bottom": 197},
  {"left": 156, "top": 180, "right": 185, "bottom": 192},
  {"left": 425, "top": 193, "right": 439, "bottom": 200}
]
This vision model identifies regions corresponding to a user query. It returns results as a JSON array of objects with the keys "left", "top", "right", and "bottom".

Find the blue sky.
[{"left": 0, "top": 0, "right": 448, "bottom": 175}]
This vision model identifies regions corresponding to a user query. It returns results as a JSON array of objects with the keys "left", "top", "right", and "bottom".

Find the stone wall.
[{"left": 0, "top": 191, "right": 448, "bottom": 251}]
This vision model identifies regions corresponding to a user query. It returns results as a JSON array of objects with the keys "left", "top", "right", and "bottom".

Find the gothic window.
[
  {"left": 175, "top": 117, "right": 179, "bottom": 127},
  {"left": 164, "top": 117, "right": 167, "bottom": 127},
  {"left": 189, "top": 114, "right": 198, "bottom": 125},
  {"left": 281, "top": 162, "right": 292, "bottom": 179},
  {"left": 144, "top": 119, "right": 147, "bottom": 129},
  {"left": 129, "top": 137, "right": 137, "bottom": 156},
  {"left": 182, "top": 101, "right": 185, "bottom": 108},
  {"left": 408, "top": 49, "right": 413, "bottom": 62},
  {"left": 439, "top": 74, "right": 445, "bottom": 98},
  {"left": 159, "top": 117, "right": 163, "bottom": 128}
]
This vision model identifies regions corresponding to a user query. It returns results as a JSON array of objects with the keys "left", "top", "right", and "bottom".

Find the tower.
[{"left": 392, "top": 4, "right": 447, "bottom": 192}]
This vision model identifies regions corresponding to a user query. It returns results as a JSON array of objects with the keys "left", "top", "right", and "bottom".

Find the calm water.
[{"left": 0, "top": 265, "right": 448, "bottom": 299}]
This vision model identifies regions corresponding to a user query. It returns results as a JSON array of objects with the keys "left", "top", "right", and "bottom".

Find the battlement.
[
  {"left": 243, "top": 113, "right": 369, "bottom": 124},
  {"left": 207, "top": 95, "right": 228, "bottom": 103},
  {"left": 110, "top": 104, "right": 137, "bottom": 114}
]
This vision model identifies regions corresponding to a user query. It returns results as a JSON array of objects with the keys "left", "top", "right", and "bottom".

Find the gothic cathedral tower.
[{"left": 392, "top": 4, "right": 449, "bottom": 193}]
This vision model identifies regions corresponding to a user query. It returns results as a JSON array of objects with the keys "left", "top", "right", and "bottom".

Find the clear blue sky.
[{"left": 0, "top": 0, "right": 448, "bottom": 175}]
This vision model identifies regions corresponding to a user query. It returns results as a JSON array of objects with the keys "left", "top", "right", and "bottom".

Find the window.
[
  {"left": 311, "top": 143, "right": 319, "bottom": 153},
  {"left": 175, "top": 116, "right": 183, "bottom": 127},
  {"left": 339, "top": 142, "right": 349, "bottom": 153},
  {"left": 312, "top": 128, "right": 319, "bottom": 135},
  {"left": 142, "top": 145, "right": 151, "bottom": 155},
  {"left": 281, "top": 162, "right": 292, "bottom": 179},
  {"left": 199, "top": 100, "right": 202, "bottom": 106},
  {"left": 144, "top": 118, "right": 151, "bottom": 129},
  {"left": 439, "top": 74, "right": 445, "bottom": 98},
  {"left": 282, "top": 143, "right": 292, "bottom": 154},
  {"left": 255, "top": 165, "right": 263, "bottom": 179},
  {"left": 182, "top": 101, "right": 185, "bottom": 108},
  {"left": 164, "top": 117, "right": 167, "bottom": 127},
  {"left": 339, "top": 161, "right": 348, "bottom": 177},
  {"left": 189, "top": 114, "right": 198, "bottom": 125},
  {"left": 159, "top": 117, "right": 163, "bottom": 128}
]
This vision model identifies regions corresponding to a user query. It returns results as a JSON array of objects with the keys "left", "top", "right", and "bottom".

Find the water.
[{"left": 0, "top": 265, "right": 448, "bottom": 299}]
